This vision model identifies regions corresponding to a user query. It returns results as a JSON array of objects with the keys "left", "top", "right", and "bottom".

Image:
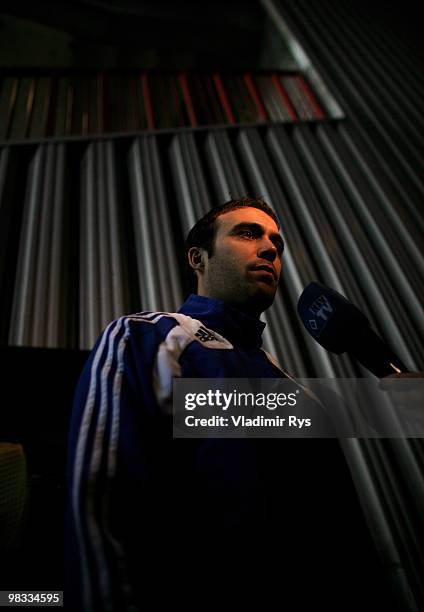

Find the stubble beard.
[{"left": 204, "top": 264, "right": 277, "bottom": 316}]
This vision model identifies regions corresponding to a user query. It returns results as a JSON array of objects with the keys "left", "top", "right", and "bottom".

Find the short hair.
[{"left": 184, "top": 196, "right": 280, "bottom": 291}]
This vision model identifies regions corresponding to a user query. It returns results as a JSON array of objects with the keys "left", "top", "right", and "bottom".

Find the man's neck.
[{"left": 196, "top": 291, "right": 263, "bottom": 319}]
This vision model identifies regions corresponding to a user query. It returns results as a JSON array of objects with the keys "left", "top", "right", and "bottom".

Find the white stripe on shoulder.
[
  {"left": 126, "top": 312, "right": 168, "bottom": 324},
  {"left": 153, "top": 313, "right": 233, "bottom": 413}
]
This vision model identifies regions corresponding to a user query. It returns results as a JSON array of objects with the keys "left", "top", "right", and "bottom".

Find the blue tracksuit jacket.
[{"left": 66, "top": 294, "right": 296, "bottom": 611}]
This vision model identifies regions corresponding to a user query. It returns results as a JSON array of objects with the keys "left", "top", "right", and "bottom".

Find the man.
[{"left": 66, "top": 197, "right": 387, "bottom": 611}]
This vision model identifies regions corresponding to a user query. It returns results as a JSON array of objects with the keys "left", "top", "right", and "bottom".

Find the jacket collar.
[{"left": 178, "top": 294, "right": 266, "bottom": 349}]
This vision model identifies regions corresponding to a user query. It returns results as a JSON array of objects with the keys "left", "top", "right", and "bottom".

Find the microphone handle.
[{"left": 347, "top": 326, "right": 409, "bottom": 378}]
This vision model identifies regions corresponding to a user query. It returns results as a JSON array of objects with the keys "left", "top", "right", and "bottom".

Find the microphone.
[{"left": 297, "top": 282, "right": 409, "bottom": 377}]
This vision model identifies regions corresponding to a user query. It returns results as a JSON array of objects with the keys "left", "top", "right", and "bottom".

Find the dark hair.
[{"left": 184, "top": 196, "right": 280, "bottom": 291}]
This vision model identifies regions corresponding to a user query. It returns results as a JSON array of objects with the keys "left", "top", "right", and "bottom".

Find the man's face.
[{"left": 197, "top": 207, "right": 284, "bottom": 316}]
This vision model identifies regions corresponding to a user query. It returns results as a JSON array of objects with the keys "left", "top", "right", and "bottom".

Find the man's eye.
[{"left": 239, "top": 229, "right": 254, "bottom": 238}]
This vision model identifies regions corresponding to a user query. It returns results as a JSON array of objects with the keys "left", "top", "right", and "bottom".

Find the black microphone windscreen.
[
  {"left": 297, "top": 282, "right": 409, "bottom": 376},
  {"left": 297, "top": 282, "right": 368, "bottom": 353}
]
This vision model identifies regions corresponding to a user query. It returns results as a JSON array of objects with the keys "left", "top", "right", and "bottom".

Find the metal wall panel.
[
  {"left": 128, "top": 135, "right": 183, "bottom": 313},
  {"left": 79, "top": 141, "right": 130, "bottom": 349},
  {"left": 204, "top": 130, "right": 248, "bottom": 202},
  {"left": 278, "top": 0, "right": 424, "bottom": 202},
  {"left": 0, "top": 148, "right": 12, "bottom": 336},
  {"left": 8, "top": 144, "right": 70, "bottom": 348},
  {"left": 169, "top": 132, "right": 212, "bottom": 238}
]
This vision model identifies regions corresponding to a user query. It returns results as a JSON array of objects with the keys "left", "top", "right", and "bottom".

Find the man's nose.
[{"left": 257, "top": 239, "right": 278, "bottom": 262}]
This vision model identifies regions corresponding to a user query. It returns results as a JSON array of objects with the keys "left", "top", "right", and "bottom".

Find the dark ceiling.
[
  {"left": 0, "top": 0, "right": 421, "bottom": 69},
  {"left": 0, "top": 0, "right": 272, "bottom": 69},
  {"left": 1, "top": 0, "right": 264, "bottom": 47}
]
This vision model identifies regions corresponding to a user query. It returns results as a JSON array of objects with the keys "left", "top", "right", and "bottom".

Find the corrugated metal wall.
[{"left": 2, "top": 119, "right": 422, "bottom": 372}]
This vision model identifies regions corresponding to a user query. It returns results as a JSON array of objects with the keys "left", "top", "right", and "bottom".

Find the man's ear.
[{"left": 188, "top": 247, "right": 205, "bottom": 271}]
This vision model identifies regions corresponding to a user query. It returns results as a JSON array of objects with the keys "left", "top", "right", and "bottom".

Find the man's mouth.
[{"left": 251, "top": 265, "right": 277, "bottom": 280}]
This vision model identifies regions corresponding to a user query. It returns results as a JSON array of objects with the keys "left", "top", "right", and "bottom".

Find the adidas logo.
[{"left": 194, "top": 326, "right": 218, "bottom": 343}]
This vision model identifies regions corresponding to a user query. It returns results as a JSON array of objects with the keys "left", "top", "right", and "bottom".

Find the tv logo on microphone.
[{"left": 308, "top": 294, "right": 333, "bottom": 332}]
